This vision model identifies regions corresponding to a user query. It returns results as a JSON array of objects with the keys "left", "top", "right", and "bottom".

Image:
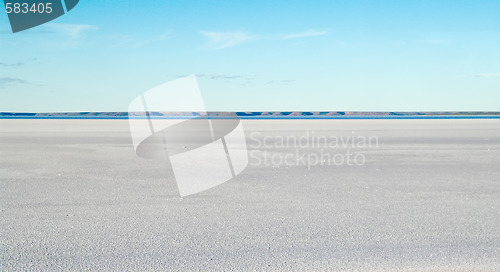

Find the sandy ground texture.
[{"left": 1, "top": 119, "right": 499, "bottom": 271}]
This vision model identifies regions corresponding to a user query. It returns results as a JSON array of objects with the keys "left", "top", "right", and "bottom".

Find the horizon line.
[{"left": 1, "top": 111, "right": 500, "bottom": 120}]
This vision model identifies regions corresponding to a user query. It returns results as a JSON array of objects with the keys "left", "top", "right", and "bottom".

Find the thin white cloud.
[
  {"left": 129, "top": 32, "right": 170, "bottom": 48},
  {"left": 0, "top": 77, "right": 28, "bottom": 88},
  {"left": 200, "top": 29, "right": 328, "bottom": 50},
  {"left": 200, "top": 31, "right": 258, "bottom": 50},
  {"left": 0, "top": 61, "right": 24, "bottom": 67},
  {"left": 107, "top": 34, "right": 134, "bottom": 48},
  {"left": 199, "top": 73, "right": 245, "bottom": 80},
  {"left": 107, "top": 32, "right": 171, "bottom": 48},
  {"left": 44, "top": 23, "right": 98, "bottom": 39},
  {"left": 178, "top": 73, "right": 245, "bottom": 80},
  {"left": 0, "top": 58, "right": 37, "bottom": 67},
  {"left": 282, "top": 30, "right": 328, "bottom": 40},
  {"left": 470, "top": 73, "right": 500, "bottom": 78}
]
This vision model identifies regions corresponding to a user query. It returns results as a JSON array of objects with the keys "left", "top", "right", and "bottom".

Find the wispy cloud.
[
  {"left": 200, "top": 29, "right": 328, "bottom": 50},
  {"left": 0, "top": 61, "right": 25, "bottom": 67},
  {"left": 107, "top": 34, "right": 134, "bottom": 48},
  {"left": 177, "top": 73, "right": 246, "bottom": 80},
  {"left": 200, "top": 31, "right": 259, "bottom": 50},
  {"left": 30, "top": 24, "right": 99, "bottom": 48},
  {"left": 0, "top": 77, "right": 28, "bottom": 88},
  {"left": 129, "top": 32, "right": 170, "bottom": 48},
  {"left": 108, "top": 32, "right": 171, "bottom": 48},
  {"left": 282, "top": 30, "right": 328, "bottom": 40},
  {"left": 205, "top": 74, "right": 243, "bottom": 80},
  {"left": 0, "top": 58, "right": 37, "bottom": 67},
  {"left": 44, "top": 23, "right": 98, "bottom": 39},
  {"left": 470, "top": 73, "right": 500, "bottom": 78},
  {"left": 177, "top": 73, "right": 296, "bottom": 85}
]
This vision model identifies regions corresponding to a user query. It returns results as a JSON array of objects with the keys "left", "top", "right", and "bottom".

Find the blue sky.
[{"left": 1, "top": 0, "right": 499, "bottom": 112}]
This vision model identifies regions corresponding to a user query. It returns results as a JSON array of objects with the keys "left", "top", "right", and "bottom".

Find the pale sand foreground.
[{"left": 1, "top": 119, "right": 499, "bottom": 271}]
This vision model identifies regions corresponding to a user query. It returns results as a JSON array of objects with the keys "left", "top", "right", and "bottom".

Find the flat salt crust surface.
[{"left": 1, "top": 119, "right": 499, "bottom": 271}]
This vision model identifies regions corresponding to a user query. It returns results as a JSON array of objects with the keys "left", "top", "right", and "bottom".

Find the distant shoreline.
[{"left": 1, "top": 112, "right": 500, "bottom": 119}]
